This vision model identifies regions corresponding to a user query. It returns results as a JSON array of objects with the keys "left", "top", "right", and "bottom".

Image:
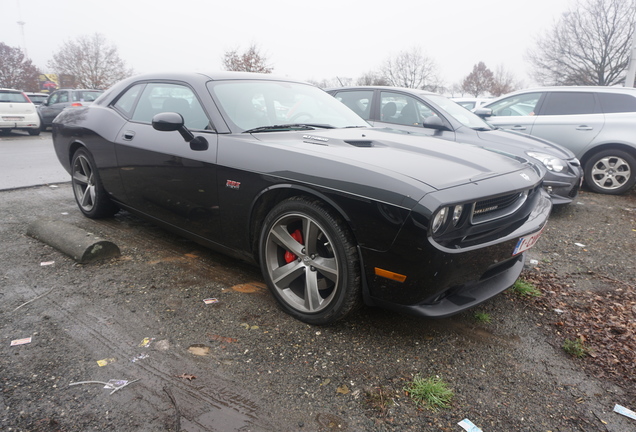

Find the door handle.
[
  {"left": 511, "top": 125, "right": 527, "bottom": 131},
  {"left": 576, "top": 125, "right": 593, "bottom": 131},
  {"left": 122, "top": 130, "right": 135, "bottom": 140}
]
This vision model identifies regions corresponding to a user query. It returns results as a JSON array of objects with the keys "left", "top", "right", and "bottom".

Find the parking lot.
[{"left": 1, "top": 132, "right": 635, "bottom": 431}]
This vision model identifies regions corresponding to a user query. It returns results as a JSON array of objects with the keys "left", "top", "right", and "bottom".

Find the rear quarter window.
[{"left": 598, "top": 93, "right": 636, "bottom": 113}]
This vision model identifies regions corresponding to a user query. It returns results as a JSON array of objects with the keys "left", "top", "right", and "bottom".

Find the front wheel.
[
  {"left": 259, "top": 197, "right": 361, "bottom": 325},
  {"left": 584, "top": 149, "right": 636, "bottom": 195},
  {"left": 71, "top": 148, "right": 118, "bottom": 218}
]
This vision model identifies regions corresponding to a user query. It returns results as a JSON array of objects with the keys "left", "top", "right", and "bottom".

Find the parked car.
[
  {"left": 25, "top": 92, "right": 50, "bottom": 106},
  {"left": 452, "top": 97, "right": 492, "bottom": 111},
  {"left": 476, "top": 86, "right": 636, "bottom": 195},
  {"left": 52, "top": 72, "right": 551, "bottom": 325},
  {"left": 0, "top": 88, "right": 41, "bottom": 135},
  {"left": 328, "top": 86, "right": 582, "bottom": 205},
  {"left": 38, "top": 88, "right": 103, "bottom": 129}
]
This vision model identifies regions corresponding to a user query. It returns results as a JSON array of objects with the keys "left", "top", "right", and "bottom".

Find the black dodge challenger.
[{"left": 52, "top": 72, "right": 551, "bottom": 325}]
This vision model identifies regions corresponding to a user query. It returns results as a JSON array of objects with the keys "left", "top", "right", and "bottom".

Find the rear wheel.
[
  {"left": 71, "top": 148, "right": 118, "bottom": 218},
  {"left": 28, "top": 127, "right": 40, "bottom": 136},
  {"left": 259, "top": 197, "right": 361, "bottom": 325},
  {"left": 584, "top": 149, "right": 636, "bottom": 195}
]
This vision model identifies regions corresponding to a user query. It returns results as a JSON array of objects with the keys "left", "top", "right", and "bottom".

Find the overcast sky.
[{"left": 1, "top": 0, "right": 574, "bottom": 90}]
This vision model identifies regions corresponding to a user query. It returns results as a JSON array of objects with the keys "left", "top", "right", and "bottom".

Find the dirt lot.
[{"left": 1, "top": 183, "right": 635, "bottom": 432}]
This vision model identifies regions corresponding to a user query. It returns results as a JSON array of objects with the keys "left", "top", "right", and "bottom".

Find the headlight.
[
  {"left": 526, "top": 151, "right": 566, "bottom": 173},
  {"left": 452, "top": 205, "right": 463, "bottom": 225},
  {"left": 431, "top": 207, "right": 448, "bottom": 233}
]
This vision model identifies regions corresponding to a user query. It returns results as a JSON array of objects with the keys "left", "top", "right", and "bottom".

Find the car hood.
[
  {"left": 251, "top": 127, "right": 538, "bottom": 192},
  {"left": 475, "top": 128, "right": 576, "bottom": 160}
]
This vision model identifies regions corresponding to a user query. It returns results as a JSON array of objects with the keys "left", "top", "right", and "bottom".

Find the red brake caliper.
[{"left": 284, "top": 229, "right": 304, "bottom": 264}]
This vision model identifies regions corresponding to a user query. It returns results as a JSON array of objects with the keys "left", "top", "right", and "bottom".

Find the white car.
[{"left": 0, "top": 88, "right": 41, "bottom": 135}]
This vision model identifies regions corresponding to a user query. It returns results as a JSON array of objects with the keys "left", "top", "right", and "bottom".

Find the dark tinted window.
[
  {"left": 540, "top": 92, "right": 599, "bottom": 115},
  {"left": 598, "top": 93, "right": 636, "bottom": 113}
]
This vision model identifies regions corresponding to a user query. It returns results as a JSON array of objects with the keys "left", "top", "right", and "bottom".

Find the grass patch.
[
  {"left": 403, "top": 375, "right": 453, "bottom": 410},
  {"left": 474, "top": 312, "right": 492, "bottom": 323},
  {"left": 563, "top": 337, "right": 589, "bottom": 358},
  {"left": 511, "top": 278, "right": 542, "bottom": 297}
]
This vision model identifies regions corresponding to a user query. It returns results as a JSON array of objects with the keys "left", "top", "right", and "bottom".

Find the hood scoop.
[{"left": 344, "top": 140, "right": 374, "bottom": 148}]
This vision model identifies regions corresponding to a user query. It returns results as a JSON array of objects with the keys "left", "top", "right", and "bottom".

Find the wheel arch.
[
  {"left": 580, "top": 143, "right": 636, "bottom": 167},
  {"left": 68, "top": 140, "right": 88, "bottom": 167},
  {"left": 248, "top": 184, "right": 357, "bottom": 262}
]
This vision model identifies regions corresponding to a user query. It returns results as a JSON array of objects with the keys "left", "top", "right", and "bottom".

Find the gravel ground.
[{"left": 0, "top": 184, "right": 635, "bottom": 432}]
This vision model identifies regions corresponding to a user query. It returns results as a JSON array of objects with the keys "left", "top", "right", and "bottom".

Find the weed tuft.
[
  {"left": 474, "top": 312, "right": 492, "bottom": 323},
  {"left": 511, "top": 278, "right": 542, "bottom": 297},
  {"left": 403, "top": 374, "right": 453, "bottom": 410},
  {"left": 563, "top": 337, "right": 589, "bottom": 358}
]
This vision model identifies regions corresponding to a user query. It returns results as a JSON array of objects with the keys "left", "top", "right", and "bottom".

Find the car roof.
[
  {"left": 502, "top": 86, "right": 636, "bottom": 95},
  {"left": 326, "top": 86, "right": 439, "bottom": 96}
]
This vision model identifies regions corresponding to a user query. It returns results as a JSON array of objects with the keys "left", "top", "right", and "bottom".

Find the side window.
[
  {"left": 380, "top": 92, "right": 430, "bottom": 126},
  {"left": 131, "top": 83, "right": 211, "bottom": 130},
  {"left": 540, "top": 92, "right": 599, "bottom": 115},
  {"left": 57, "top": 92, "right": 69, "bottom": 104},
  {"left": 113, "top": 84, "right": 144, "bottom": 118},
  {"left": 488, "top": 92, "right": 542, "bottom": 116},
  {"left": 598, "top": 93, "right": 636, "bottom": 113},
  {"left": 333, "top": 90, "right": 373, "bottom": 120},
  {"left": 49, "top": 93, "right": 60, "bottom": 105}
]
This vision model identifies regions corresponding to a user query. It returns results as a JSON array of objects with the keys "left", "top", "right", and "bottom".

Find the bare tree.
[
  {"left": 222, "top": 44, "right": 273, "bottom": 73},
  {"left": 48, "top": 33, "right": 133, "bottom": 89},
  {"left": 461, "top": 62, "right": 494, "bottom": 97},
  {"left": 490, "top": 65, "right": 522, "bottom": 96},
  {"left": 527, "top": 0, "right": 636, "bottom": 85},
  {"left": 0, "top": 43, "right": 40, "bottom": 91},
  {"left": 356, "top": 72, "right": 390, "bottom": 86},
  {"left": 381, "top": 47, "right": 441, "bottom": 90}
]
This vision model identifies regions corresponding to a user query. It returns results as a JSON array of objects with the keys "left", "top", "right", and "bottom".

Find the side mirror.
[
  {"left": 423, "top": 116, "right": 447, "bottom": 130},
  {"left": 152, "top": 112, "right": 208, "bottom": 151},
  {"left": 474, "top": 107, "right": 492, "bottom": 118},
  {"left": 152, "top": 112, "right": 194, "bottom": 141}
]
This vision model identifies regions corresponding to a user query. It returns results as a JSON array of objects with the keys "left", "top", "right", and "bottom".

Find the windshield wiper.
[{"left": 243, "top": 123, "right": 335, "bottom": 133}]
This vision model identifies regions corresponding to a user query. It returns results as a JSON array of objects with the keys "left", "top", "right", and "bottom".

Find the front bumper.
[
  {"left": 543, "top": 159, "right": 583, "bottom": 205},
  {"left": 361, "top": 189, "right": 551, "bottom": 318}
]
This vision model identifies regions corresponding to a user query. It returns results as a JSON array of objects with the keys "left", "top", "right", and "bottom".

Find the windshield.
[
  {"left": 425, "top": 94, "right": 493, "bottom": 130},
  {"left": 208, "top": 80, "right": 369, "bottom": 132}
]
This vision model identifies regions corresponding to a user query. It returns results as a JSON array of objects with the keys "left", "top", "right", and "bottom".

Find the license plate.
[
  {"left": 2, "top": 116, "right": 23, "bottom": 121},
  {"left": 513, "top": 227, "right": 544, "bottom": 255}
]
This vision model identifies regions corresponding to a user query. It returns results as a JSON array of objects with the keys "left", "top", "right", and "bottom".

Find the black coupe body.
[{"left": 52, "top": 72, "right": 551, "bottom": 324}]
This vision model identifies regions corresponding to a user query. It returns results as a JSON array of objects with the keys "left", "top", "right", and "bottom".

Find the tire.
[
  {"left": 584, "top": 149, "right": 636, "bottom": 195},
  {"left": 28, "top": 127, "right": 40, "bottom": 136},
  {"left": 259, "top": 197, "right": 361, "bottom": 325},
  {"left": 71, "top": 148, "right": 118, "bottom": 218}
]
